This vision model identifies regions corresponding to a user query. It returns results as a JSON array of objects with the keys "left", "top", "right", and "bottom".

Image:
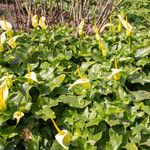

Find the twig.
[
  {"left": 27, "top": 0, "right": 32, "bottom": 30},
  {"left": 61, "top": 0, "right": 64, "bottom": 24},
  {"left": 43, "top": 0, "right": 46, "bottom": 17},
  {"left": 76, "top": 0, "right": 79, "bottom": 24},
  {"left": 85, "top": 0, "right": 90, "bottom": 20},
  {"left": 91, "top": 0, "right": 101, "bottom": 19},
  {"left": 79, "top": 0, "right": 83, "bottom": 19},
  {"left": 13, "top": 0, "right": 19, "bottom": 29},
  {"left": 49, "top": 0, "right": 52, "bottom": 21},
  {"left": 98, "top": 0, "right": 123, "bottom": 31},
  {"left": 97, "top": 0, "right": 111, "bottom": 26},
  {"left": 16, "top": 0, "right": 26, "bottom": 28},
  {"left": 5, "top": 0, "right": 12, "bottom": 22}
]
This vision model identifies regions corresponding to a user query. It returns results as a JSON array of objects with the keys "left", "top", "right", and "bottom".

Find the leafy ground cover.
[
  {"left": 0, "top": 3, "right": 150, "bottom": 150},
  {"left": 118, "top": 0, "right": 150, "bottom": 28}
]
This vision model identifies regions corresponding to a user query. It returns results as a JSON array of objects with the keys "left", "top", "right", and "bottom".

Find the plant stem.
[
  {"left": 129, "top": 35, "right": 131, "bottom": 50},
  {"left": 51, "top": 118, "right": 65, "bottom": 135}
]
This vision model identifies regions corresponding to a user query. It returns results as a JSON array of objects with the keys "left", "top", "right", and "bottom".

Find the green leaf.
[
  {"left": 130, "top": 90, "right": 150, "bottom": 102},
  {"left": 35, "top": 105, "right": 56, "bottom": 121},
  {"left": 0, "top": 137, "right": 6, "bottom": 150},
  {"left": 88, "top": 132, "right": 102, "bottom": 146},
  {"left": 140, "top": 139, "right": 150, "bottom": 147},
  {"left": 51, "top": 140, "right": 64, "bottom": 150},
  {"left": 0, "top": 126, "right": 17, "bottom": 138},
  {"left": 81, "top": 61, "right": 95, "bottom": 71},
  {"left": 141, "top": 105, "right": 150, "bottom": 115},
  {"left": 134, "top": 46, "right": 150, "bottom": 58},
  {"left": 59, "top": 95, "right": 91, "bottom": 108},
  {"left": 40, "top": 67, "right": 54, "bottom": 81},
  {"left": 136, "top": 57, "right": 150, "bottom": 66},
  {"left": 0, "top": 113, "right": 11, "bottom": 126},
  {"left": 26, "top": 135, "right": 41, "bottom": 150},
  {"left": 109, "top": 128, "right": 122, "bottom": 150},
  {"left": 48, "top": 74, "right": 66, "bottom": 91},
  {"left": 126, "top": 142, "right": 138, "bottom": 150},
  {"left": 131, "top": 117, "right": 149, "bottom": 135}
]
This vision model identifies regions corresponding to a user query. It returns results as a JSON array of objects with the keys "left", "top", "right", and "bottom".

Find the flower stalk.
[
  {"left": 51, "top": 118, "right": 71, "bottom": 150},
  {"left": 78, "top": 19, "right": 85, "bottom": 37},
  {"left": 0, "top": 81, "right": 9, "bottom": 111},
  {"left": 51, "top": 118, "right": 65, "bottom": 135},
  {"left": 0, "top": 85, "right": 7, "bottom": 111},
  {"left": 114, "top": 57, "right": 121, "bottom": 80},
  {"left": 25, "top": 64, "right": 38, "bottom": 84},
  {"left": 68, "top": 66, "right": 90, "bottom": 90},
  {"left": 109, "top": 15, "right": 115, "bottom": 34},
  {"left": 94, "top": 25, "right": 107, "bottom": 57}
]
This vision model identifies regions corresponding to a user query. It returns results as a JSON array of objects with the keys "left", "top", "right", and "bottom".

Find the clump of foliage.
[
  {"left": 0, "top": 12, "right": 150, "bottom": 150},
  {"left": 118, "top": 0, "right": 150, "bottom": 28}
]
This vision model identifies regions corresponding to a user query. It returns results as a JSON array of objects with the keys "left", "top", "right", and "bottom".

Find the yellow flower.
[
  {"left": 118, "top": 19, "right": 122, "bottom": 32},
  {"left": 107, "top": 68, "right": 122, "bottom": 80},
  {"left": 68, "top": 78, "right": 90, "bottom": 90},
  {"left": 13, "top": 111, "right": 24, "bottom": 124},
  {"left": 0, "top": 81, "right": 9, "bottom": 111},
  {"left": 0, "top": 19, "right": 12, "bottom": 31},
  {"left": 118, "top": 12, "right": 124, "bottom": 32},
  {"left": 39, "top": 16, "right": 47, "bottom": 30},
  {"left": 98, "top": 41, "right": 107, "bottom": 57},
  {"left": 55, "top": 130, "right": 71, "bottom": 150},
  {"left": 109, "top": 15, "right": 115, "bottom": 34},
  {"left": 31, "top": 15, "right": 39, "bottom": 28},
  {"left": 78, "top": 19, "right": 85, "bottom": 36},
  {"left": 0, "top": 32, "right": 6, "bottom": 51},
  {"left": 107, "top": 57, "right": 122, "bottom": 80},
  {"left": 68, "top": 67, "right": 90, "bottom": 90},
  {"left": 94, "top": 24, "right": 107, "bottom": 57},
  {"left": 25, "top": 65, "right": 38, "bottom": 84},
  {"left": 7, "top": 36, "right": 18, "bottom": 48},
  {"left": 118, "top": 15, "right": 132, "bottom": 36},
  {"left": 51, "top": 118, "right": 71, "bottom": 150},
  {"left": 1, "top": 73, "right": 13, "bottom": 88},
  {"left": 0, "top": 17, "right": 13, "bottom": 37},
  {"left": 0, "top": 73, "right": 12, "bottom": 111}
]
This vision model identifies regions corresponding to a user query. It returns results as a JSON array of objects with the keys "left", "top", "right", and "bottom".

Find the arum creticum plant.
[
  {"left": 78, "top": 19, "right": 85, "bottom": 37},
  {"left": 39, "top": 16, "right": 47, "bottom": 30},
  {"left": 0, "top": 73, "right": 13, "bottom": 111},
  {"left": 94, "top": 25, "right": 107, "bottom": 57},
  {"left": 1, "top": 73, "right": 13, "bottom": 88},
  {"left": 7, "top": 36, "right": 19, "bottom": 49},
  {"left": 0, "top": 17, "right": 12, "bottom": 31},
  {"left": 68, "top": 66, "right": 90, "bottom": 90},
  {"left": 118, "top": 12, "right": 124, "bottom": 32},
  {"left": 0, "top": 32, "right": 6, "bottom": 51},
  {"left": 31, "top": 15, "right": 39, "bottom": 28},
  {"left": 0, "top": 17, "right": 13, "bottom": 37},
  {"left": 107, "top": 57, "right": 122, "bottom": 80},
  {"left": 13, "top": 111, "right": 24, "bottom": 125},
  {"left": 31, "top": 14, "right": 47, "bottom": 30},
  {"left": 51, "top": 118, "right": 71, "bottom": 150},
  {"left": 25, "top": 65, "right": 38, "bottom": 84},
  {"left": 0, "top": 81, "right": 9, "bottom": 111},
  {"left": 118, "top": 15, "right": 132, "bottom": 36},
  {"left": 109, "top": 15, "right": 115, "bottom": 34},
  {"left": 0, "top": 17, "right": 18, "bottom": 49}
]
